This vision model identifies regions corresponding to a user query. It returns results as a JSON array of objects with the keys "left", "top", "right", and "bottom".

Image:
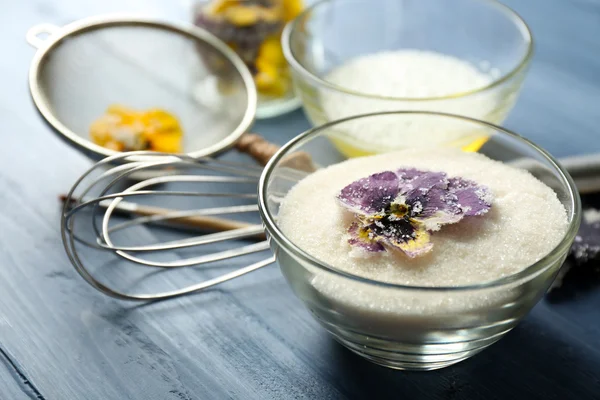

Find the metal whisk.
[{"left": 61, "top": 151, "right": 279, "bottom": 302}]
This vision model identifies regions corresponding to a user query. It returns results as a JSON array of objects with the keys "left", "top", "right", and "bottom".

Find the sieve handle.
[{"left": 26, "top": 23, "right": 60, "bottom": 49}]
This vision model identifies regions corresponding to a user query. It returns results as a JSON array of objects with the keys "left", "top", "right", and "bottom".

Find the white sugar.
[
  {"left": 321, "top": 50, "right": 501, "bottom": 149},
  {"left": 278, "top": 148, "right": 568, "bottom": 288},
  {"left": 326, "top": 50, "right": 493, "bottom": 98}
]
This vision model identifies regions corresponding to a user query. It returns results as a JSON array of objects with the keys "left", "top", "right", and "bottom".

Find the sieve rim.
[{"left": 27, "top": 14, "right": 257, "bottom": 162}]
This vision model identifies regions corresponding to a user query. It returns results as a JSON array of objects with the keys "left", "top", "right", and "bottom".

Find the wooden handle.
[
  {"left": 235, "top": 132, "right": 317, "bottom": 172},
  {"left": 235, "top": 133, "right": 281, "bottom": 166},
  {"left": 133, "top": 204, "right": 266, "bottom": 240}
]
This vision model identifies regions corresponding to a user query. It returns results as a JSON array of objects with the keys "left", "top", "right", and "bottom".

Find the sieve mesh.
[{"left": 30, "top": 18, "right": 256, "bottom": 159}]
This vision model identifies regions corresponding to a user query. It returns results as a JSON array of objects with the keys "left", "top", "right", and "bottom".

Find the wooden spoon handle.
[
  {"left": 235, "top": 133, "right": 316, "bottom": 172},
  {"left": 132, "top": 204, "right": 255, "bottom": 230}
]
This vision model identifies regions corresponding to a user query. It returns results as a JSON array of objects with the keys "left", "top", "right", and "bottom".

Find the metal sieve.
[{"left": 27, "top": 15, "right": 257, "bottom": 162}]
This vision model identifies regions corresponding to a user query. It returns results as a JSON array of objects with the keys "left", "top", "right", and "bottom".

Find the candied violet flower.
[{"left": 337, "top": 168, "right": 492, "bottom": 257}]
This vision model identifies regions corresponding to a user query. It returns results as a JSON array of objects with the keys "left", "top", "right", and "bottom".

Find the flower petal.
[
  {"left": 337, "top": 171, "right": 399, "bottom": 215},
  {"left": 448, "top": 177, "right": 493, "bottom": 216},
  {"left": 367, "top": 216, "right": 433, "bottom": 257},
  {"left": 396, "top": 169, "right": 450, "bottom": 216},
  {"left": 410, "top": 187, "right": 462, "bottom": 231},
  {"left": 347, "top": 222, "right": 385, "bottom": 252},
  {"left": 395, "top": 227, "right": 433, "bottom": 258},
  {"left": 395, "top": 168, "right": 425, "bottom": 182},
  {"left": 398, "top": 169, "right": 447, "bottom": 196},
  {"left": 401, "top": 172, "right": 492, "bottom": 230}
]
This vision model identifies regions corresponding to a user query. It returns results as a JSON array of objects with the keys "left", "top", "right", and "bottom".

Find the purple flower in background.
[{"left": 337, "top": 168, "right": 492, "bottom": 257}]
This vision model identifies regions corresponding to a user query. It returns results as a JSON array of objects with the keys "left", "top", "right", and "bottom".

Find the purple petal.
[
  {"left": 337, "top": 171, "right": 399, "bottom": 215},
  {"left": 448, "top": 177, "right": 492, "bottom": 216},
  {"left": 398, "top": 169, "right": 447, "bottom": 195},
  {"left": 347, "top": 222, "right": 385, "bottom": 252},
  {"left": 396, "top": 169, "right": 462, "bottom": 229},
  {"left": 395, "top": 168, "right": 424, "bottom": 182},
  {"left": 367, "top": 216, "right": 433, "bottom": 257},
  {"left": 396, "top": 169, "right": 450, "bottom": 216},
  {"left": 402, "top": 173, "right": 492, "bottom": 230},
  {"left": 417, "top": 188, "right": 460, "bottom": 217},
  {"left": 411, "top": 188, "right": 463, "bottom": 231}
]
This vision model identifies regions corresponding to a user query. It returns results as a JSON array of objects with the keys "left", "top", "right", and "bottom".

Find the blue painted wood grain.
[
  {"left": 0, "top": 0, "right": 599, "bottom": 399},
  {"left": 0, "top": 346, "right": 39, "bottom": 400}
]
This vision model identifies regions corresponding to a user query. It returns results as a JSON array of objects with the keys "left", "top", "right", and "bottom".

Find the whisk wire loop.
[{"left": 61, "top": 151, "right": 275, "bottom": 301}]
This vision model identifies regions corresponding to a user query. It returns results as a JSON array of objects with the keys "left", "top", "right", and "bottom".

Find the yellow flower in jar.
[
  {"left": 194, "top": 0, "right": 304, "bottom": 98},
  {"left": 255, "top": 36, "right": 289, "bottom": 96},
  {"left": 282, "top": 0, "right": 304, "bottom": 22}
]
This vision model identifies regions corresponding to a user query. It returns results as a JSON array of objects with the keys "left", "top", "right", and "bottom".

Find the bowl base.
[
  {"left": 332, "top": 333, "right": 494, "bottom": 371},
  {"left": 313, "top": 313, "right": 513, "bottom": 371},
  {"left": 256, "top": 95, "right": 301, "bottom": 119}
]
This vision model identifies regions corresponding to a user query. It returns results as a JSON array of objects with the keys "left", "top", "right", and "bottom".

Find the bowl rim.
[
  {"left": 27, "top": 14, "right": 257, "bottom": 162},
  {"left": 258, "top": 111, "right": 581, "bottom": 292},
  {"left": 282, "top": 0, "right": 534, "bottom": 102}
]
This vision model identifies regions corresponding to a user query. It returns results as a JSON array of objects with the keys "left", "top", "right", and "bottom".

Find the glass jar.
[{"left": 193, "top": 0, "right": 304, "bottom": 118}]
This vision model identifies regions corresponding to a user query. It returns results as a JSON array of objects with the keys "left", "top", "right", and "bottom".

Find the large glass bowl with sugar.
[{"left": 259, "top": 112, "right": 579, "bottom": 370}]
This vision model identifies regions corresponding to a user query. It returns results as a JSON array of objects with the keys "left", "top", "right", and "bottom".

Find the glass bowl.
[
  {"left": 282, "top": 0, "right": 533, "bottom": 158},
  {"left": 259, "top": 112, "right": 580, "bottom": 371}
]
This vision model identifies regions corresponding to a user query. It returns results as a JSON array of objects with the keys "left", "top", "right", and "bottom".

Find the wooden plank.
[
  {"left": 0, "top": 345, "right": 42, "bottom": 400},
  {"left": 500, "top": 0, "right": 600, "bottom": 157},
  {"left": 3, "top": 107, "right": 600, "bottom": 400}
]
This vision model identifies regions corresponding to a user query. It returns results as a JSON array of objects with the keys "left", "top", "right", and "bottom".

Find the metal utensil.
[
  {"left": 27, "top": 15, "right": 257, "bottom": 162},
  {"left": 62, "top": 151, "right": 276, "bottom": 301}
]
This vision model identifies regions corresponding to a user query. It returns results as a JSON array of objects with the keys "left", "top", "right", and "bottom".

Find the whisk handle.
[
  {"left": 133, "top": 204, "right": 266, "bottom": 239},
  {"left": 235, "top": 133, "right": 281, "bottom": 166},
  {"left": 235, "top": 132, "right": 316, "bottom": 171}
]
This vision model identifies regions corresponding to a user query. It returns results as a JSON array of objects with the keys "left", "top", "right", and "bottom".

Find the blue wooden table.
[{"left": 1, "top": 1, "right": 599, "bottom": 399}]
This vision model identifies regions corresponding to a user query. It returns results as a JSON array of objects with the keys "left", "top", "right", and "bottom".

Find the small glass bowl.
[
  {"left": 282, "top": 0, "right": 533, "bottom": 157},
  {"left": 259, "top": 112, "right": 580, "bottom": 370}
]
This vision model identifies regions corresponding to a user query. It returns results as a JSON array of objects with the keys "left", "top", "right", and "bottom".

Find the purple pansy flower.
[{"left": 337, "top": 168, "right": 492, "bottom": 257}]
